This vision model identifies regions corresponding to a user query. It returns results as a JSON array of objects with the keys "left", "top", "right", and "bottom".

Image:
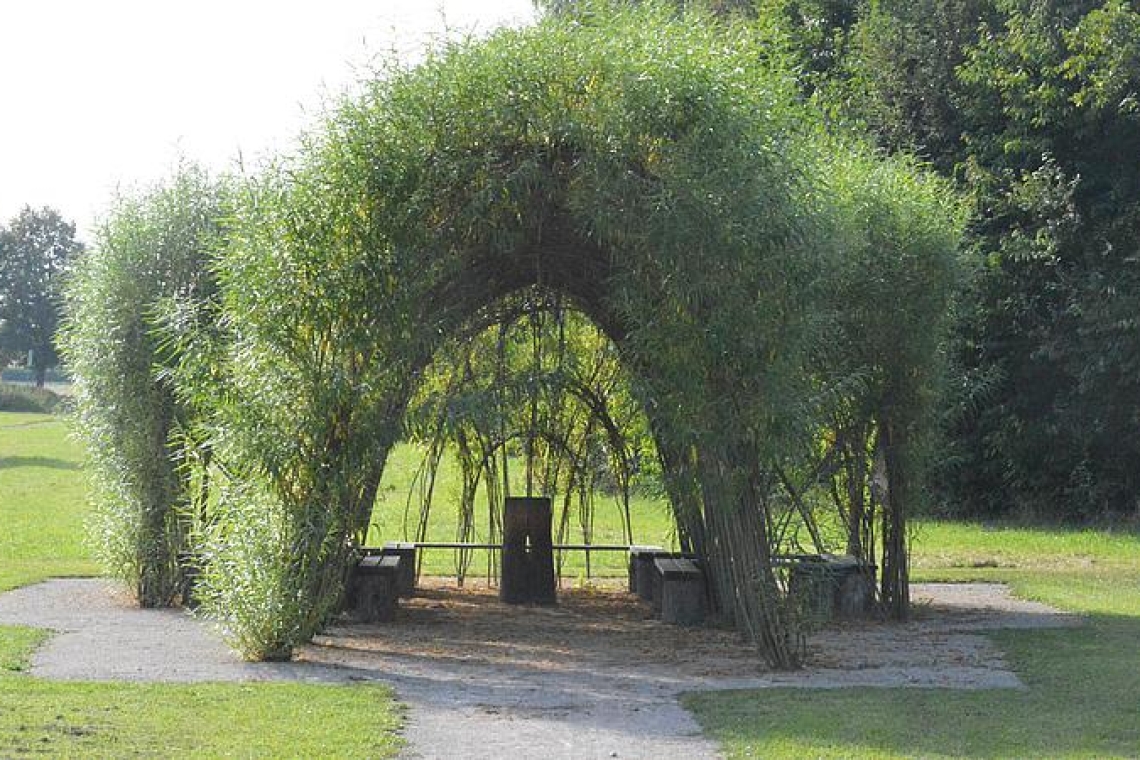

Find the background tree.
[
  {"left": 755, "top": 0, "right": 1140, "bottom": 521},
  {"left": 941, "top": 0, "right": 1140, "bottom": 519},
  {"left": 0, "top": 207, "right": 83, "bottom": 386}
]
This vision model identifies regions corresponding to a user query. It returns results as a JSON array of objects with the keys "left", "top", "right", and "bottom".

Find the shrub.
[{"left": 60, "top": 165, "right": 226, "bottom": 607}]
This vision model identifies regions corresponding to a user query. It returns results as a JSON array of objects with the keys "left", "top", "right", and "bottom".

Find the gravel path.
[
  {"left": 0, "top": 579, "right": 1078, "bottom": 759},
  {"left": 0, "top": 580, "right": 345, "bottom": 683}
]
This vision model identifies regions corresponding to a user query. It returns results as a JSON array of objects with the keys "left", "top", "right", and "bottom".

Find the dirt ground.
[
  {"left": 309, "top": 577, "right": 762, "bottom": 679},
  {"left": 302, "top": 577, "right": 1078, "bottom": 691},
  {"left": 298, "top": 578, "right": 1077, "bottom": 758}
]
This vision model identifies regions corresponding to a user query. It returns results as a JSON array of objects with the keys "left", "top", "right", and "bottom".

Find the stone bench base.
[
  {"left": 788, "top": 555, "right": 876, "bottom": 624},
  {"left": 382, "top": 541, "right": 417, "bottom": 597},
  {"left": 628, "top": 545, "right": 665, "bottom": 601},
  {"left": 346, "top": 554, "right": 401, "bottom": 622},
  {"left": 654, "top": 557, "right": 706, "bottom": 626}
]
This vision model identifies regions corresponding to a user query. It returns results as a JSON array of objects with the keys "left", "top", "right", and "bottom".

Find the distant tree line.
[
  {"left": 0, "top": 207, "right": 82, "bottom": 387},
  {"left": 543, "top": 0, "right": 1140, "bottom": 521}
]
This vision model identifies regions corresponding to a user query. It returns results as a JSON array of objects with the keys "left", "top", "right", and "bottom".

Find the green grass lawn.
[
  {"left": 686, "top": 520, "right": 1140, "bottom": 758},
  {"left": 0, "top": 412, "right": 98, "bottom": 591},
  {"left": 0, "top": 411, "right": 403, "bottom": 758}
]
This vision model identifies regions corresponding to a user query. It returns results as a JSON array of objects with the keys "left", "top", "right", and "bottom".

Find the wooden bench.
[
  {"left": 629, "top": 547, "right": 699, "bottom": 603},
  {"left": 347, "top": 554, "right": 402, "bottom": 622},
  {"left": 653, "top": 557, "right": 705, "bottom": 625}
]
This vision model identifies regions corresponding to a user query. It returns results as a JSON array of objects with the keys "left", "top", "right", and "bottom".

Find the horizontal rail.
[
  {"left": 366, "top": 542, "right": 639, "bottom": 552},
  {"left": 364, "top": 544, "right": 840, "bottom": 562}
]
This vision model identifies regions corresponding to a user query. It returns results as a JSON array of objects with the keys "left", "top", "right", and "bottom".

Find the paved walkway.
[{"left": 0, "top": 580, "right": 343, "bottom": 683}]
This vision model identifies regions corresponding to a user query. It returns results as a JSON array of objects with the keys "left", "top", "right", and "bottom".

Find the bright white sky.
[{"left": 0, "top": 1, "right": 537, "bottom": 241}]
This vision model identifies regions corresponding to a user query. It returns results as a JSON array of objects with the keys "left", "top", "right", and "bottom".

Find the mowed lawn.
[
  {"left": 686, "top": 521, "right": 1140, "bottom": 758},
  {"left": 0, "top": 411, "right": 97, "bottom": 591},
  {"left": 0, "top": 411, "right": 402, "bottom": 758}
]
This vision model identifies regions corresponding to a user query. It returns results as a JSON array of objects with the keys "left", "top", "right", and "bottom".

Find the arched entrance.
[{"left": 66, "top": 6, "right": 962, "bottom": 669}]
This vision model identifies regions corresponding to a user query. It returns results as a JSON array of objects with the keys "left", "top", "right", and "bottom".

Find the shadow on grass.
[
  {"left": 0, "top": 455, "right": 81, "bottom": 471},
  {"left": 685, "top": 614, "right": 1140, "bottom": 758}
]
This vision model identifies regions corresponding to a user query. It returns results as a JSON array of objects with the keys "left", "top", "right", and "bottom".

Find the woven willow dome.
[{"left": 65, "top": 6, "right": 962, "bottom": 668}]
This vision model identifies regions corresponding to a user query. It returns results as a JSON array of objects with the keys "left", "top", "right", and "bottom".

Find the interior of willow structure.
[
  {"left": 385, "top": 284, "right": 892, "bottom": 607},
  {"left": 391, "top": 288, "right": 650, "bottom": 583}
]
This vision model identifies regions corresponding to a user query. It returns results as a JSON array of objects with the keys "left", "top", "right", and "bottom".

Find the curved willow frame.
[{"left": 67, "top": 7, "right": 962, "bottom": 668}]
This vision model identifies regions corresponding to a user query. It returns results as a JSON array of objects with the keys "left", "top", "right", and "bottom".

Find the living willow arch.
[{"left": 66, "top": 6, "right": 962, "bottom": 669}]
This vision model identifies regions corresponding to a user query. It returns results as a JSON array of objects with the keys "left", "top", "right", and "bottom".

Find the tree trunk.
[
  {"left": 878, "top": 416, "right": 910, "bottom": 620},
  {"left": 697, "top": 442, "right": 800, "bottom": 670}
]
